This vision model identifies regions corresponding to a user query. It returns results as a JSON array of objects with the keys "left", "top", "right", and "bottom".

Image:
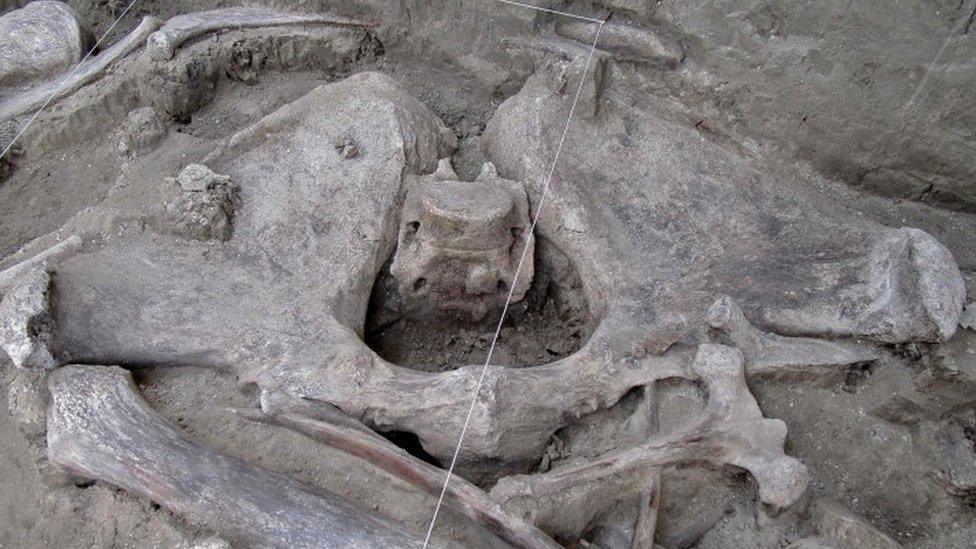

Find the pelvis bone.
[{"left": 0, "top": 65, "right": 963, "bottom": 486}]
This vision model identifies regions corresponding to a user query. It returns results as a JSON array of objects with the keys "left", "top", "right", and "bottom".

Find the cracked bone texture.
[
  {"left": 391, "top": 163, "right": 534, "bottom": 322},
  {"left": 0, "top": 1, "right": 94, "bottom": 87},
  {"left": 0, "top": 268, "right": 55, "bottom": 370},
  {"left": 46, "top": 364, "right": 428, "bottom": 548},
  {"left": 145, "top": 7, "right": 375, "bottom": 61}
]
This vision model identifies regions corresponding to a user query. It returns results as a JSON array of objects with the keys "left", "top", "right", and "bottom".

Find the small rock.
[
  {"left": 178, "top": 163, "right": 231, "bottom": 192},
  {"left": 0, "top": 1, "right": 94, "bottom": 86}
]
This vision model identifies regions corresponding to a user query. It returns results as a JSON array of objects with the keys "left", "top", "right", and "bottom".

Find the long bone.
[
  {"left": 705, "top": 295, "right": 879, "bottom": 380},
  {"left": 235, "top": 409, "right": 560, "bottom": 549},
  {"left": 46, "top": 364, "right": 429, "bottom": 548},
  {"left": 489, "top": 344, "right": 809, "bottom": 540},
  {"left": 145, "top": 8, "right": 377, "bottom": 61}
]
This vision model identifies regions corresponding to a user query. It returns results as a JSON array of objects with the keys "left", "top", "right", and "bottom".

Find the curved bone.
[
  {"left": 145, "top": 8, "right": 376, "bottom": 61},
  {"left": 490, "top": 344, "right": 809, "bottom": 537},
  {"left": 46, "top": 365, "right": 427, "bottom": 548},
  {"left": 706, "top": 295, "right": 879, "bottom": 379},
  {"left": 554, "top": 21, "right": 684, "bottom": 69},
  {"left": 0, "top": 234, "right": 81, "bottom": 289},
  {"left": 0, "top": 16, "right": 161, "bottom": 122},
  {"left": 236, "top": 409, "right": 560, "bottom": 549}
]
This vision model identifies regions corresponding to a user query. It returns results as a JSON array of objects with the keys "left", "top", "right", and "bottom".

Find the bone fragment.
[
  {"left": 490, "top": 344, "right": 809, "bottom": 534},
  {"left": 146, "top": 8, "right": 376, "bottom": 61},
  {"left": 707, "top": 295, "right": 879, "bottom": 380},
  {"left": 236, "top": 409, "right": 560, "bottom": 549},
  {"left": 0, "top": 234, "right": 81, "bottom": 290},
  {"left": 0, "top": 17, "right": 161, "bottom": 122},
  {"left": 47, "top": 365, "right": 427, "bottom": 548},
  {"left": 631, "top": 468, "right": 661, "bottom": 549},
  {"left": 555, "top": 21, "right": 684, "bottom": 69}
]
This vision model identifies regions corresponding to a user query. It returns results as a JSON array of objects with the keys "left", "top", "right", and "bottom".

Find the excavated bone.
[
  {"left": 46, "top": 365, "right": 427, "bottom": 548},
  {"left": 0, "top": 234, "right": 81, "bottom": 289},
  {"left": 483, "top": 63, "right": 966, "bottom": 345},
  {"left": 764, "top": 227, "right": 966, "bottom": 343},
  {"left": 0, "top": 1, "right": 94, "bottom": 86},
  {"left": 490, "top": 344, "right": 809, "bottom": 540},
  {"left": 631, "top": 469, "right": 661, "bottom": 549},
  {"left": 391, "top": 162, "right": 533, "bottom": 322},
  {"left": 236, "top": 409, "right": 560, "bottom": 549},
  {"left": 0, "top": 268, "right": 56, "bottom": 370},
  {"left": 145, "top": 8, "right": 376, "bottom": 61},
  {"left": 34, "top": 70, "right": 915, "bottom": 476},
  {"left": 555, "top": 21, "right": 684, "bottom": 69},
  {"left": 0, "top": 16, "right": 162, "bottom": 122},
  {"left": 706, "top": 295, "right": 879, "bottom": 379}
]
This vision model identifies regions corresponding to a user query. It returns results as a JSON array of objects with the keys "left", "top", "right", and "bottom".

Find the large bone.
[
  {"left": 0, "top": 17, "right": 161, "bottom": 122},
  {"left": 490, "top": 344, "right": 809, "bottom": 539},
  {"left": 236, "top": 409, "right": 560, "bottom": 549},
  {"left": 146, "top": 8, "right": 376, "bottom": 61},
  {"left": 706, "top": 295, "right": 879, "bottom": 380},
  {"left": 46, "top": 365, "right": 428, "bottom": 548}
]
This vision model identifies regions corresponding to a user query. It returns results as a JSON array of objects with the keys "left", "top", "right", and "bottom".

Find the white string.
[
  {"left": 1, "top": 0, "right": 140, "bottom": 161},
  {"left": 422, "top": 16, "right": 605, "bottom": 548},
  {"left": 495, "top": 0, "right": 606, "bottom": 23}
]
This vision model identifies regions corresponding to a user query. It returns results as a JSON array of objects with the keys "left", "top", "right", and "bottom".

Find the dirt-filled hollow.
[{"left": 364, "top": 235, "right": 595, "bottom": 372}]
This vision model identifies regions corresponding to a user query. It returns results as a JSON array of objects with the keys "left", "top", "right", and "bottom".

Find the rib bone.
[
  {"left": 46, "top": 365, "right": 427, "bottom": 548},
  {"left": 146, "top": 8, "right": 376, "bottom": 61},
  {"left": 236, "top": 409, "right": 560, "bottom": 549}
]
